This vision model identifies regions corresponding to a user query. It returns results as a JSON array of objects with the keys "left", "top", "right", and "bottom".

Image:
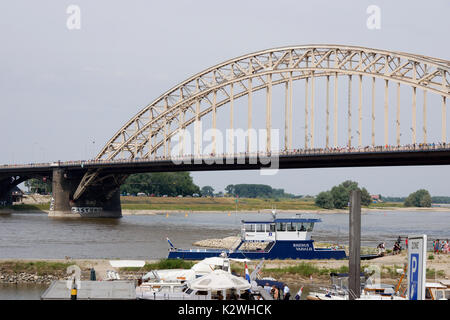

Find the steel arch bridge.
[{"left": 96, "top": 44, "right": 450, "bottom": 162}]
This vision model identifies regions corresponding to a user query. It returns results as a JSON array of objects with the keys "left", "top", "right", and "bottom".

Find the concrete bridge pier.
[
  {"left": 49, "top": 168, "right": 122, "bottom": 218},
  {"left": 0, "top": 179, "right": 13, "bottom": 207}
]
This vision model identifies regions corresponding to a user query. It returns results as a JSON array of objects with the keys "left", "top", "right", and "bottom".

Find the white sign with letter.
[{"left": 407, "top": 235, "right": 427, "bottom": 300}]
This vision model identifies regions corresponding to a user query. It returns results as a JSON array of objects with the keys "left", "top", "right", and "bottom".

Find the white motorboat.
[
  {"left": 140, "top": 256, "right": 249, "bottom": 283},
  {"left": 136, "top": 256, "right": 269, "bottom": 300}
]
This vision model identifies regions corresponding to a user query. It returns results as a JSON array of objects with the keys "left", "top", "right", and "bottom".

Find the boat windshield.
[
  {"left": 244, "top": 224, "right": 255, "bottom": 232},
  {"left": 244, "top": 223, "right": 275, "bottom": 232},
  {"left": 244, "top": 221, "right": 315, "bottom": 232},
  {"left": 274, "top": 222, "right": 314, "bottom": 232},
  {"left": 297, "top": 222, "right": 314, "bottom": 232}
]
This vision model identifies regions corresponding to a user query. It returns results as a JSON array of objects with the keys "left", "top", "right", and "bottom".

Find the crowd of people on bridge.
[{"left": 3, "top": 142, "right": 450, "bottom": 167}]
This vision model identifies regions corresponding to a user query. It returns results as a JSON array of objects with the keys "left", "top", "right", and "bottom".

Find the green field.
[
  {"left": 121, "top": 196, "right": 319, "bottom": 211},
  {"left": 121, "top": 196, "right": 404, "bottom": 211},
  {"left": 6, "top": 196, "right": 405, "bottom": 212}
]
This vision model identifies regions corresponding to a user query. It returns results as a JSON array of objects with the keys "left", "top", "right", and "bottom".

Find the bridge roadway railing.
[{"left": 2, "top": 143, "right": 450, "bottom": 170}]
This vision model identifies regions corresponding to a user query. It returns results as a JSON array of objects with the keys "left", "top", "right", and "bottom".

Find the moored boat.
[{"left": 167, "top": 214, "right": 347, "bottom": 260}]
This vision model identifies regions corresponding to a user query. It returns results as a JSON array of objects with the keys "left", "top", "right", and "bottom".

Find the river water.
[
  {"left": 1, "top": 210, "right": 449, "bottom": 260},
  {"left": 0, "top": 210, "right": 449, "bottom": 299}
]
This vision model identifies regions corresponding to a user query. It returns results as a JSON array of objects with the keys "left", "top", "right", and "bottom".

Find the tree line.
[
  {"left": 314, "top": 181, "right": 435, "bottom": 209},
  {"left": 383, "top": 195, "right": 450, "bottom": 204},
  {"left": 224, "top": 184, "right": 299, "bottom": 199},
  {"left": 120, "top": 172, "right": 200, "bottom": 196}
]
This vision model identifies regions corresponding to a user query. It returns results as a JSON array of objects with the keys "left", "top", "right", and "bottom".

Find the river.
[{"left": 0, "top": 210, "right": 449, "bottom": 260}]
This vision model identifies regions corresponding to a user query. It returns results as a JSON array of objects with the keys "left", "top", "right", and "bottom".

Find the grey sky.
[{"left": 0, "top": 0, "right": 449, "bottom": 196}]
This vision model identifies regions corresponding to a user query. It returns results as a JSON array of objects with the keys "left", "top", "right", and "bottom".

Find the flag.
[
  {"left": 245, "top": 263, "right": 251, "bottom": 283},
  {"left": 295, "top": 286, "right": 303, "bottom": 300},
  {"left": 167, "top": 237, "right": 175, "bottom": 248}
]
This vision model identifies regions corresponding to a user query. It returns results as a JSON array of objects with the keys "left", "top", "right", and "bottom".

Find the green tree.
[
  {"left": 315, "top": 191, "right": 334, "bottom": 209},
  {"left": 201, "top": 186, "right": 215, "bottom": 197},
  {"left": 225, "top": 184, "right": 235, "bottom": 196},
  {"left": 404, "top": 189, "right": 432, "bottom": 207},
  {"left": 315, "top": 180, "right": 372, "bottom": 209},
  {"left": 330, "top": 185, "right": 349, "bottom": 209},
  {"left": 360, "top": 187, "right": 372, "bottom": 206},
  {"left": 25, "top": 178, "right": 52, "bottom": 194}
]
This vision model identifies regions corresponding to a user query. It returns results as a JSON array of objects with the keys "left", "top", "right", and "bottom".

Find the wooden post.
[{"left": 349, "top": 190, "right": 361, "bottom": 300}]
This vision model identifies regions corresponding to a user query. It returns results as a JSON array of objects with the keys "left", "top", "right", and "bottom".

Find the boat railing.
[
  {"left": 231, "top": 238, "right": 244, "bottom": 250},
  {"left": 185, "top": 248, "right": 221, "bottom": 252},
  {"left": 263, "top": 241, "right": 275, "bottom": 252}
]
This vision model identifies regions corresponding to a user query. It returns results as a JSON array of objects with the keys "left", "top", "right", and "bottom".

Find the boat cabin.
[
  {"left": 240, "top": 218, "right": 321, "bottom": 242},
  {"left": 425, "top": 282, "right": 450, "bottom": 300}
]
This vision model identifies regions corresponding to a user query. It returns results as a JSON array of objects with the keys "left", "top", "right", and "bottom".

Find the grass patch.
[
  {"left": 426, "top": 268, "right": 445, "bottom": 278},
  {"left": 0, "top": 261, "right": 74, "bottom": 276},
  {"left": 260, "top": 262, "right": 349, "bottom": 278},
  {"left": 6, "top": 203, "right": 50, "bottom": 211},
  {"left": 379, "top": 265, "right": 405, "bottom": 278}
]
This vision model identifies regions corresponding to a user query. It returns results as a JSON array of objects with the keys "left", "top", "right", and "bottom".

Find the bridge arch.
[{"left": 96, "top": 44, "right": 450, "bottom": 161}]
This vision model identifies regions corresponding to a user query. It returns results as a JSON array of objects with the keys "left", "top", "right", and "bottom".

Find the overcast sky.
[{"left": 0, "top": 0, "right": 449, "bottom": 197}]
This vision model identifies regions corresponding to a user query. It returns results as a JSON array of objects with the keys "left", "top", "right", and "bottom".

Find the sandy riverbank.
[
  {"left": 3, "top": 207, "right": 450, "bottom": 216},
  {"left": 121, "top": 207, "right": 450, "bottom": 215}
]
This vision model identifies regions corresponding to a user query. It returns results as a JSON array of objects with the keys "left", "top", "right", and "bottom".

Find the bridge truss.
[{"left": 96, "top": 44, "right": 449, "bottom": 162}]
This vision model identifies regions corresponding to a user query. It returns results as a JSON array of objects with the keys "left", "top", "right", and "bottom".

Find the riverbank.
[
  {"left": 121, "top": 207, "right": 450, "bottom": 215},
  {"left": 1, "top": 253, "right": 448, "bottom": 286},
  {"left": 5, "top": 194, "right": 450, "bottom": 214}
]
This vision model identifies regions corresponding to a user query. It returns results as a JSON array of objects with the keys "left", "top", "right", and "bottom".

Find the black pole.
[{"left": 349, "top": 190, "right": 361, "bottom": 300}]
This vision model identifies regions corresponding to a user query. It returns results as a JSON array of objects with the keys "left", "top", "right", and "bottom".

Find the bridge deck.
[{"left": 2, "top": 145, "right": 450, "bottom": 176}]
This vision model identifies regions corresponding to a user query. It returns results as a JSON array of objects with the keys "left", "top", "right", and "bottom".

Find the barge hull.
[{"left": 168, "top": 240, "right": 347, "bottom": 260}]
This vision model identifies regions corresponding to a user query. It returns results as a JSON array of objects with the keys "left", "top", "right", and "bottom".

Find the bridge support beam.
[{"left": 49, "top": 169, "right": 122, "bottom": 218}]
